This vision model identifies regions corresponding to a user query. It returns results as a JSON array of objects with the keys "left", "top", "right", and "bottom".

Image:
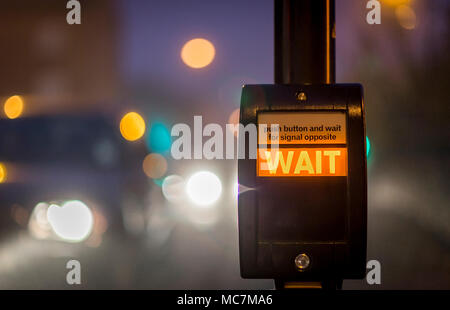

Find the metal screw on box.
[
  {"left": 296, "top": 91, "right": 307, "bottom": 102},
  {"left": 295, "top": 253, "right": 311, "bottom": 271}
]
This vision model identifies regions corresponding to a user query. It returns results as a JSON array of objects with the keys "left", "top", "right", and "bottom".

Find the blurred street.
[{"left": 0, "top": 0, "right": 449, "bottom": 289}]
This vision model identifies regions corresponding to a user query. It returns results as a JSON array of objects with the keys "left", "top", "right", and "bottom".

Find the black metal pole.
[
  {"left": 274, "top": 0, "right": 335, "bottom": 84},
  {"left": 273, "top": 0, "right": 337, "bottom": 290}
]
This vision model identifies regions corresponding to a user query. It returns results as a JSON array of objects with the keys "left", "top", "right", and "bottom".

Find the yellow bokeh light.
[
  {"left": 4, "top": 95, "right": 24, "bottom": 119},
  {"left": 181, "top": 38, "right": 215, "bottom": 69},
  {"left": 120, "top": 112, "right": 146, "bottom": 141},
  {"left": 395, "top": 5, "right": 416, "bottom": 30},
  {"left": 0, "top": 163, "right": 6, "bottom": 183},
  {"left": 142, "top": 153, "right": 168, "bottom": 179},
  {"left": 382, "top": 0, "right": 411, "bottom": 6}
]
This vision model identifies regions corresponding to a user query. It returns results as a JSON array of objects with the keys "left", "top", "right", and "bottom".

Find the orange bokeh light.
[
  {"left": 119, "top": 112, "right": 146, "bottom": 141},
  {"left": 4, "top": 95, "right": 24, "bottom": 119},
  {"left": 142, "top": 153, "right": 168, "bottom": 179},
  {"left": 181, "top": 38, "right": 215, "bottom": 69},
  {"left": 0, "top": 163, "right": 7, "bottom": 183}
]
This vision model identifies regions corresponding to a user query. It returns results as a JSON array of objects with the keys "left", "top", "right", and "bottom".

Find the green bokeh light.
[{"left": 146, "top": 122, "right": 171, "bottom": 154}]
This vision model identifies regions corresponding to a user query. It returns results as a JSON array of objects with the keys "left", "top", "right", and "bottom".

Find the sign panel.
[
  {"left": 257, "top": 147, "right": 347, "bottom": 176},
  {"left": 258, "top": 112, "right": 347, "bottom": 145},
  {"left": 257, "top": 112, "right": 347, "bottom": 177}
]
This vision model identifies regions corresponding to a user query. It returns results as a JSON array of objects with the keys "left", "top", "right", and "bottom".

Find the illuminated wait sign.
[
  {"left": 257, "top": 112, "right": 347, "bottom": 177},
  {"left": 258, "top": 148, "right": 347, "bottom": 176}
]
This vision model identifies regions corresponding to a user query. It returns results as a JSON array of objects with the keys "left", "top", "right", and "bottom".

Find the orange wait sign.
[{"left": 257, "top": 147, "right": 347, "bottom": 177}]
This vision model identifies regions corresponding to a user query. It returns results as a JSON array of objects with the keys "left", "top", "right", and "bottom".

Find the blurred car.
[{"left": 0, "top": 114, "right": 148, "bottom": 240}]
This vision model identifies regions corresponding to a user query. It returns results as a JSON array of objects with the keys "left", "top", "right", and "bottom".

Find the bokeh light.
[
  {"left": 3, "top": 95, "right": 24, "bottom": 119},
  {"left": 227, "top": 108, "right": 240, "bottom": 137},
  {"left": 85, "top": 208, "right": 108, "bottom": 248},
  {"left": 142, "top": 153, "right": 168, "bottom": 179},
  {"left": 10, "top": 204, "right": 28, "bottom": 226},
  {"left": 0, "top": 163, "right": 6, "bottom": 183},
  {"left": 46, "top": 200, "right": 94, "bottom": 242},
  {"left": 28, "top": 202, "right": 53, "bottom": 240},
  {"left": 92, "top": 139, "right": 119, "bottom": 168},
  {"left": 162, "top": 175, "right": 185, "bottom": 203},
  {"left": 381, "top": 0, "right": 411, "bottom": 6},
  {"left": 366, "top": 136, "right": 371, "bottom": 158},
  {"left": 120, "top": 112, "right": 146, "bottom": 141},
  {"left": 186, "top": 171, "right": 222, "bottom": 207},
  {"left": 181, "top": 38, "right": 215, "bottom": 69},
  {"left": 395, "top": 5, "right": 416, "bottom": 30},
  {"left": 153, "top": 177, "right": 165, "bottom": 187},
  {"left": 146, "top": 122, "right": 171, "bottom": 153}
]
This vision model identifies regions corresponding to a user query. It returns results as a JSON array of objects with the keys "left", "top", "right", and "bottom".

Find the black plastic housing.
[{"left": 238, "top": 84, "right": 367, "bottom": 281}]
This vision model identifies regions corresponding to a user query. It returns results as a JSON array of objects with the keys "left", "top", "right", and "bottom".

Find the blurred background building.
[
  {"left": 0, "top": 0, "right": 448, "bottom": 289},
  {"left": 0, "top": 0, "right": 120, "bottom": 112}
]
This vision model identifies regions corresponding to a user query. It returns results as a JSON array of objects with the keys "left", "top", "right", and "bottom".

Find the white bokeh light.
[
  {"left": 46, "top": 200, "right": 93, "bottom": 242},
  {"left": 162, "top": 175, "right": 186, "bottom": 204},
  {"left": 186, "top": 171, "right": 222, "bottom": 207}
]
